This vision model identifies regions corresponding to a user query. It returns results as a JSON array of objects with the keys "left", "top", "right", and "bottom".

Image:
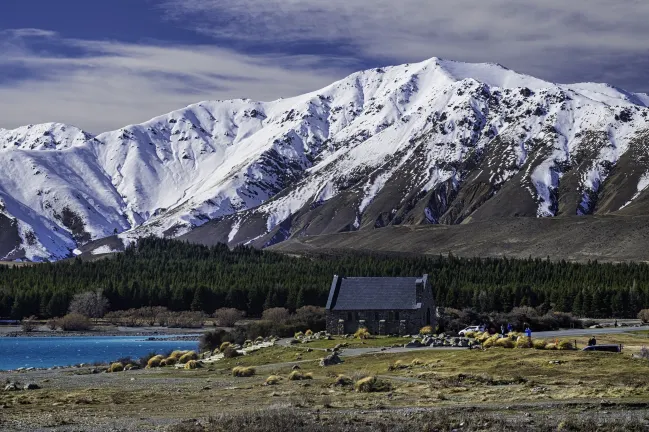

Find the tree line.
[{"left": 1, "top": 237, "right": 649, "bottom": 319}]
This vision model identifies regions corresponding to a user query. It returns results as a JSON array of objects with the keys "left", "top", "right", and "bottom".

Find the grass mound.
[
  {"left": 232, "top": 366, "right": 256, "bottom": 377},
  {"left": 495, "top": 338, "right": 515, "bottom": 348},
  {"left": 305, "top": 329, "right": 313, "bottom": 336},
  {"left": 146, "top": 355, "right": 165, "bottom": 368},
  {"left": 223, "top": 346, "right": 240, "bottom": 358},
  {"left": 354, "top": 376, "right": 391, "bottom": 393},
  {"left": 420, "top": 325, "right": 434, "bottom": 335},
  {"left": 168, "top": 350, "right": 187, "bottom": 360},
  {"left": 288, "top": 370, "right": 313, "bottom": 381},
  {"left": 354, "top": 327, "right": 371, "bottom": 339},
  {"left": 334, "top": 375, "right": 353, "bottom": 386},
  {"left": 533, "top": 339, "right": 548, "bottom": 350},
  {"left": 265, "top": 375, "right": 281, "bottom": 385},
  {"left": 515, "top": 337, "right": 532, "bottom": 349},
  {"left": 219, "top": 342, "right": 232, "bottom": 352},
  {"left": 109, "top": 362, "right": 124, "bottom": 373},
  {"left": 557, "top": 340, "right": 574, "bottom": 350},
  {"left": 178, "top": 351, "right": 198, "bottom": 364},
  {"left": 184, "top": 360, "right": 201, "bottom": 370},
  {"left": 164, "top": 357, "right": 177, "bottom": 366}
]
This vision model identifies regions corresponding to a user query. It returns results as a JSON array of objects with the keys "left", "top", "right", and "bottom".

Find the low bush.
[
  {"left": 184, "top": 360, "right": 201, "bottom": 370},
  {"left": 199, "top": 329, "right": 232, "bottom": 353},
  {"left": 147, "top": 355, "right": 165, "bottom": 368},
  {"left": 288, "top": 370, "right": 312, "bottom": 381},
  {"left": 354, "top": 327, "right": 371, "bottom": 339},
  {"left": 21, "top": 316, "right": 38, "bottom": 332},
  {"left": 495, "top": 338, "right": 514, "bottom": 348},
  {"left": 638, "top": 309, "right": 649, "bottom": 324},
  {"left": 294, "top": 331, "right": 305, "bottom": 339},
  {"left": 305, "top": 329, "right": 313, "bottom": 336},
  {"left": 354, "top": 376, "right": 391, "bottom": 393},
  {"left": 164, "top": 357, "right": 177, "bottom": 366},
  {"left": 262, "top": 307, "right": 290, "bottom": 324},
  {"left": 223, "top": 346, "right": 240, "bottom": 358},
  {"left": 58, "top": 313, "right": 91, "bottom": 331},
  {"left": 138, "top": 352, "right": 158, "bottom": 368},
  {"left": 420, "top": 325, "right": 434, "bottom": 335},
  {"left": 557, "top": 340, "right": 574, "bottom": 350},
  {"left": 334, "top": 375, "right": 353, "bottom": 386},
  {"left": 46, "top": 318, "right": 58, "bottom": 330},
  {"left": 265, "top": 375, "right": 281, "bottom": 385},
  {"left": 213, "top": 308, "right": 243, "bottom": 327},
  {"left": 178, "top": 351, "right": 198, "bottom": 364},
  {"left": 533, "top": 339, "right": 548, "bottom": 350},
  {"left": 109, "top": 362, "right": 124, "bottom": 372},
  {"left": 232, "top": 366, "right": 255, "bottom": 377},
  {"left": 515, "top": 337, "right": 532, "bottom": 349}
]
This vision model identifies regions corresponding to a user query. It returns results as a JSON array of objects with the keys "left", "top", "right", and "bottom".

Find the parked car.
[
  {"left": 459, "top": 326, "right": 484, "bottom": 336},
  {"left": 582, "top": 344, "right": 621, "bottom": 353}
]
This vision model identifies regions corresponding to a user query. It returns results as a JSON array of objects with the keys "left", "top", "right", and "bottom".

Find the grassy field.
[{"left": 3, "top": 332, "right": 649, "bottom": 431}]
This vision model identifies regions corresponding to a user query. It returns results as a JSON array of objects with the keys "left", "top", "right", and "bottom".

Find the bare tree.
[
  {"left": 69, "top": 289, "right": 110, "bottom": 322},
  {"left": 262, "top": 307, "right": 291, "bottom": 324},
  {"left": 213, "top": 308, "right": 243, "bottom": 327}
]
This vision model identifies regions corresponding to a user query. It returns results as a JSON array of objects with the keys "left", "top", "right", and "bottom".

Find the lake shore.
[{"left": 0, "top": 324, "right": 205, "bottom": 339}]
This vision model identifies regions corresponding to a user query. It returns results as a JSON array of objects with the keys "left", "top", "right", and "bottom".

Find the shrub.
[
  {"left": 199, "top": 329, "right": 230, "bottom": 353},
  {"left": 334, "top": 375, "right": 353, "bottom": 386},
  {"left": 354, "top": 327, "right": 371, "bottom": 339},
  {"left": 109, "top": 362, "right": 124, "bottom": 372},
  {"left": 265, "top": 375, "right": 281, "bottom": 385},
  {"left": 639, "top": 309, "right": 649, "bottom": 323},
  {"left": 294, "top": 331, "right": 304, "bottom": 339},
  {"left": 184, "top": 360, "right": 201, "bottom": 370},
  {"left": 46, "top": 318, "right": 58, "bottom": 330},
  {"left": 533, "top": 339, "right": 548, "bottom": 350},
  {"left": 557, "top": 340, "right": 574, "bottom": 350},
  {"left": 219, "top": 342, "right": 232, "bottom": 352},
  {"left": 464, "top": 331, "right": 477, "bottom": 338},
  {"left": 223, "top": 346, "right": 240, "bottom": 358},
  {"left": 288, "top": 370, "right": 312, "bottom": 381},
  {"left": 160, "top": 359, "right": 168, "bottom": 367},
  {"left": 495, "top": 338, "right": 514, "bottom": 348},
  {"left": 305, "top": 329, "right": 313, "bottom": 336},
  {"left": 476, "top": 331, "right": 493, "bottom": 343},
  {"left": 232, "top": 366, "right": 255, "bottom": 377},
  {"left": 545, "top": 343, "right": 558, "bottom": 350},
  {"left": 58, "top": 313, "right": 91, "bottom": 331},
  {"left": 138, "top": 352, "right": 158, "bottom": 368},
  {"left": 147, "top": 355, "right": 165, "bottom": 368},
  {"left": 354, "top": 376, "right": 391, "bottom": 393},
  {"left": 292, "top": 306, "right": 326, "bottom": 331},
  {"left": 168, "top": 350, "right": 187, "bottom": 360},
  {"left": 21, "top": 316, "right": 38, "bottom": 332},
  {"left": 164, "top": 357, "right": 177, "bottom": 366},
  {"left": 262, "top": 308, "right": 290, "bottom": 324},
  {"left": 420, "top": 325, "right": 434, "bottom": 335},
  {"left": 178, "top": 351, "right": 198, "bottom": 364},
  {"left": 213, "top": 308, "right": 243, "bottom": 327}
]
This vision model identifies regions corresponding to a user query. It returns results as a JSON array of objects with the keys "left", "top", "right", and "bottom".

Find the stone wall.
[{"left": 326, "top": 308, "right": 433, "bottom": 335}]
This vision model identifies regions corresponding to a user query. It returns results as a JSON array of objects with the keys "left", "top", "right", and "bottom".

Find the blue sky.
[{"left": 1, "top": 0, "right": 648, "bottom": 132}]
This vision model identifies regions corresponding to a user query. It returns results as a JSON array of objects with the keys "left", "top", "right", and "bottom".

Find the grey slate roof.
[{"left": 326, "top": 275, "right": 427, "bottom": 311}]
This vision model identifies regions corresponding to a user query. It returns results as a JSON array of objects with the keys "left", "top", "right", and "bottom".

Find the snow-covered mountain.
[{"left": 1, "top": 57, "right": 649, "bottom": 261}]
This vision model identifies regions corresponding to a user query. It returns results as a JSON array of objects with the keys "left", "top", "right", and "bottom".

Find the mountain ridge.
[{"left": 2, "top": 57, "right": 649, "bottom": 261}]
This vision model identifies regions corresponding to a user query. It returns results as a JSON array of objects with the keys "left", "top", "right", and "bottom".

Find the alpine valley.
[{"left": 2, "top": 58, "right": 649, "bottom": 262}]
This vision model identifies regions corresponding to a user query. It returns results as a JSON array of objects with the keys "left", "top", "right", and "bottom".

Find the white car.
[{"left": 459, "top": 326, "right": 484, "bottom": 336}]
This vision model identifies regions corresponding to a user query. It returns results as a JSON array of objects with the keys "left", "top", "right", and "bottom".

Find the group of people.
[{"left": 497, "top": 323, "right": 532, "bottom": 338}]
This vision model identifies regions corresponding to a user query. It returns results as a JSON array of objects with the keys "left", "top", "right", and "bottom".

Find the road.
[{"left": 534, "top": 326, "right": 649, "bottom": 338}]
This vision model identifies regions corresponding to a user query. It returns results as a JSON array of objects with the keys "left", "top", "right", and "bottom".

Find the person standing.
[{"left": 525, "top": 327, "right": 532, "bottom": 338}]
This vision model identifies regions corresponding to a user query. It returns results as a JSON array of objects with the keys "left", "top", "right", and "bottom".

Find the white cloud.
[
  {"left": 0, "top": 31, "right": 356, "bottom": 133},
  {"left": 161, "top": 0, "right": 649, "bottom": 91}
]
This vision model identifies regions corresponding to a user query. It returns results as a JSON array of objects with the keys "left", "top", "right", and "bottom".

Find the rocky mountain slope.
[{"left": 2, "top": 58, "right": 649, "bottom": 261}]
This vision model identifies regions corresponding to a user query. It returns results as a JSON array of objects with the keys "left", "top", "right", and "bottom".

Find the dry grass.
[
  {"left": 354, "top": 376, "right": 391, "bottom": 393},
  {"left": 108, "top": 362, "right": 124, "bottom": 372},
  {"left": 265, "top": 375, "right": 282, "bottom": 385},
  {"left": 354, "top": 327, "right": 371, "bottom": 339},
  {"left": 184, "top": 360, "right": 201, "bottom": 370},
  {"left": 146, "top": 355, "right": 165, "bottom": 368},
  {"left": 288, "top": 370, "right": 313, "bottom": 381},
  {"left": 419, "top": 325, "right": 434, "bottom": 335},
  {"left": 178, "top": 351, "right": 199, "bottom": 364}
]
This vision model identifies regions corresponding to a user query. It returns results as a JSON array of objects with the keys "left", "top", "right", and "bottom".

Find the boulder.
[
  {"left": 292, "top": 365, "right": 301, "bottom": 370},
  {"left": 4, "top": 382, "right": 19, "bottom": 391},
  {"left": 319, "top": 353, "right": 343, "bottom": 367},
  {"left": 24, "top": 383, "right": 40, "bottom": 390},
  {"left": 405, "top": 339, "right": 423, "bottom": 348}
]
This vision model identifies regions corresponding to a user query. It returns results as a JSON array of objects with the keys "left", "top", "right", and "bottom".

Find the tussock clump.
[
  {"left": 160, "top": 359, "right": 168, "bottom": 367},
  {"left": 354, "top": 327, "right": 371, "bottom": 339},
  {"left": 109, "top": 362, "right": 124, "bottom": 373},
  {"left": 411, "top": 358, "right": 424, "bottom": 366},
  {"left": 178, "top": 351, "right": 198, "bottom": 364},
  {"left": 305, "top": 329, "right": 313, "bottom": 336},
  {"left": 294, "top": 331, "right": 305, "bottom": 339},
  {"left": 146, "top": 355, "right": 165, "bottom": 368},
  {"left": 508, "top": 331, "right": 523, "bottom": 340},
  {"left": 495, "top": 337, "right": 514, "bottom": 348},
  {"left": 476, "top": 331, "right": 493, "bottom": 343},
  {"left": 184, "top": 360, "right": 201, "bottom": 370},
  {"left": 464, "top": 331, "right": 477, "bottom": 338},
  {"left": 557, "top": 340, "right": 574, "bottom": 350},
  {"left": 482, "top": 335, "right": 500, "bottom": 348},
  {"left": 545, "top": 343, "right": 558, "bottom": 350},
  {"left": 164, "top": 357, "right": 178, "bottom": 366},
  {"left": 419, "top": 325, "right": 434, "bottom": 335},
  {"left": 265, "top": 375, "right": 281, "bottom": 385},
  {"left": 232, "top": 366, "right": 256, "bottom": 377},
  {"left": 388, "top": 360, "right": 409, "bottom": 371},
  {"left": 169, "top": 350, "right": 187, "bottom": 360},
  {"left": 288, "top": 370, "right": 313, "bottom": 381},
  {"left": 533, "top": 339, "right": 548, "bottom": 350},
  {"left": 219, "top": 342, "right": 232, "bottom": 352},
  {"left": 515, "top": 338, "right": 532, "bottom": 349},
  {"left": 354, "top": 376, "right": 391, "bottom": 393},
  {"left": 334, "top": 375, "right": 353, "bottom": 386}
]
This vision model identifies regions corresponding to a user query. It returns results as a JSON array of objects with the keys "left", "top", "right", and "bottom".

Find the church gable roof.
[{"left": 326, "top": 275, "right": 428, "bottom": 311}]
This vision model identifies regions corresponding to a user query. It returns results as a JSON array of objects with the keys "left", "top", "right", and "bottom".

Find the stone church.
[{"left": 325, "top": 274, "right": 435, "bottom": 335}]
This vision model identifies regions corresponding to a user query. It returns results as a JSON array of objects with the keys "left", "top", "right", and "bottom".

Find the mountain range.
[{"left": 2, "top": 57, "right": 649, "bottom": 262}]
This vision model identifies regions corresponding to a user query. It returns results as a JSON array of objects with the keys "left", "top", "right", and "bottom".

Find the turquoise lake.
[{"left": 0, "top": 336, "right": 198, "bottom": 370}]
